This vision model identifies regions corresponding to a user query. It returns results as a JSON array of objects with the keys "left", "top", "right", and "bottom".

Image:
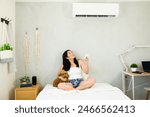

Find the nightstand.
[{"left": 15, "top": 84, "right": 41, "bottom": 100}]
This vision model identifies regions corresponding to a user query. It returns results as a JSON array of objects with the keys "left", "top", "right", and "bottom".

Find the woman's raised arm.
[{"left": 79, "top": 59, "right": 89, "bottom": 74}]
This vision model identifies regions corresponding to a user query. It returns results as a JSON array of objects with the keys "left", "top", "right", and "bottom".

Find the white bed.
[{"left": 36, "top": 83, "right": 130, "bottom": 100}]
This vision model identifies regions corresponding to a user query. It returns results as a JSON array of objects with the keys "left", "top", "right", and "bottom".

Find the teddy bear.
[{"left": 53, "top": 70, "right": 69, "bottom": 87}]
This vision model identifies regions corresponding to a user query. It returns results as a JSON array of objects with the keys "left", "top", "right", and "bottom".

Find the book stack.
[{"left": 20, "top": 83, "right": 32, "bottom": 88}]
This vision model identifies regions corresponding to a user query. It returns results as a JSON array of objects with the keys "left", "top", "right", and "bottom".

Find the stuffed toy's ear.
[
  {"left": 81, "top": 70, "right": 89, "bottom": 80},
  {"left": 53, "top": 79, "right": 60, "bottom": 87}
]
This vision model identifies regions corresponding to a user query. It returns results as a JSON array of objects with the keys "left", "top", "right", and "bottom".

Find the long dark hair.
[{"left": 62, "top": 50, "right": 79, "bottom": 71}]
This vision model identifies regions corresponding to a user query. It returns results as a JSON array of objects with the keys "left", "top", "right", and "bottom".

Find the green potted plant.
[
  {"left": 130, "top": 63, "right": 138, "bottom": 72},
  {"left": 0, "top": 43, "right": 13, "bottom": 63},
  {"left": 19, "top": 76, "right": 30, "bottom": 84}
]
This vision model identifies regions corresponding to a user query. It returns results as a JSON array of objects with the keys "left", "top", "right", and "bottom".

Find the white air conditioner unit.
[{"left": 73, "top": 3, "right": 119, "bottom": 18}]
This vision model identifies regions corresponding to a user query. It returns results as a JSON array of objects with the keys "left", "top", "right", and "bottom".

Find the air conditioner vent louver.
[
  {"left": 73, "top": 3, "right": 119, "bottom": 18},
  {"left": 75, "top": 15, "right": 116, "bottom": 17}
]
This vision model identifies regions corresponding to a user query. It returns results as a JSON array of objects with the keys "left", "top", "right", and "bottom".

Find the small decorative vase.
[{"left": 131, "top": 68, "right": 137, "bottom": 72}]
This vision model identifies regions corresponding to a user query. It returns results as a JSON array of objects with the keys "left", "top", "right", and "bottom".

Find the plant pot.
[
  {"left": 131, "top": 68, "right": 138, "bottom": 72},
  {"left": 21, "top": 82, "right": 28, "bottom": 84},
  {"left": 0, "top": 50, "right": 13, "bottom": 63}
]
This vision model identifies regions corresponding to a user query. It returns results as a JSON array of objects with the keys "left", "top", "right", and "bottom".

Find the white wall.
[
  {"left": 0, "top": 0, "right": 15, "bottom": 100},
  {"left": 16, "top": 2, "right": 150, "bottom": 99}
]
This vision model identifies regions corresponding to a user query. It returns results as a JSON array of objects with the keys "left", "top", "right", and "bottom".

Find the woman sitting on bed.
[{"left": 58, "top": 49, "right": 96, "bottom": 90}]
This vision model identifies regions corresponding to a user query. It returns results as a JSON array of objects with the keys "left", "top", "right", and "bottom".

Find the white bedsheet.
[{"left": 36, "top": 83, "right": 130, "bottom": 100}]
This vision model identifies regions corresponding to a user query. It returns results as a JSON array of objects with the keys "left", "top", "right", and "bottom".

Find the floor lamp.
[{"left": 119, "top": 45, "right": 150, "bottom": 72}]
